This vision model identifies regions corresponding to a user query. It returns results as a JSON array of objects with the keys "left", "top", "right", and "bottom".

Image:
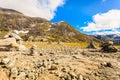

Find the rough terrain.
[{"left": 0, "top": 44, "right": 119, "bottom": 80}]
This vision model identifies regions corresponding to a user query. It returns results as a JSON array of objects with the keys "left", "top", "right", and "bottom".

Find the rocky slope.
[{"left": 0, "top": 7, "right": 101, "bottom": 43}]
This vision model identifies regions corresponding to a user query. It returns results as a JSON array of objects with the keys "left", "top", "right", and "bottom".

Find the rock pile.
[
  {"left": 0, "top": 31, "right": 27, "bottom": 51},
  {"left": 100, "top": 40, "right": 118, "bottom": 53},
  {"left": 30, "top": 45, "right": 38, "bottom": 56},
  {"left": 87, "top": 41, "right": 96, "bottom": 49}
]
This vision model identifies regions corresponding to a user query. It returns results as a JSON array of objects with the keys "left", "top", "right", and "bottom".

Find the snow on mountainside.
[{"left": 93, "top": 33, "right": 120, "bottom": 45}]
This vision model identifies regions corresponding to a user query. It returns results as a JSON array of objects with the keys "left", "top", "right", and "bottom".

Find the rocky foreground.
[{"left": 0, "top": 46, "right": 120, "bottom": 80}]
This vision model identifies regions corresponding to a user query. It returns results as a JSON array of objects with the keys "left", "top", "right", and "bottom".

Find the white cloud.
[
  {"left": 94, "top": 29, "right": 120, "bottom": 35},
  {"left": 81, "top": 10, "right": 120, "bottom": 33},
  {"left": 0, "top": 0, "right": 65, "bottom": 20}
]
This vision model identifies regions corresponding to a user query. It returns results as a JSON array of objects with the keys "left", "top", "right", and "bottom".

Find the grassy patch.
[
  {"left": 23, "top": 41, "right": 89, "bottom": 49},
  {"left": 115, "top": 45, "right": 120, "bottom": 49}
]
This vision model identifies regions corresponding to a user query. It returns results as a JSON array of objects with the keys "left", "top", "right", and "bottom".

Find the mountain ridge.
[{"left": 0, "top": 7, "right": 101, "bottom": 43}]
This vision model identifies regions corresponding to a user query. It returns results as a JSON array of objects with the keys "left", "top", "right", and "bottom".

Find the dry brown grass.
[{"left": 23, "top": 41, "right": 89, "bottom": 49}]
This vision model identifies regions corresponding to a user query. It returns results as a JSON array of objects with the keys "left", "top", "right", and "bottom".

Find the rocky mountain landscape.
[
  {"left": 0, "top": 7, "right": 101, "bottom": 43},
  {"left": 0, "top": 7, "right": 120, "bottom": 80},
  {"left": 93, "top": 34, "right": 120, "bottom": 45}
]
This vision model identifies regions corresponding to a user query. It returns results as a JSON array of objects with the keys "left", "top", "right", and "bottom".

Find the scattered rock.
[
  {"left": 49, "top": 52, "right": 55, "bottom": 55},
  {"left": 28, "top": 72, "right": 36, "bottom": 80},
  {"left": 1, "top": 58, "right": 10, "bottom": 65},
  {"left": 101, "top": 62, "right": 112, "bottom": 67},
  {"left": 10, "top": 67, "right": 18, "bottom": 79},
  {"left": 7, "top": 58, "right": 16, "bottom": 69},
  {"left": 68, "top": 71, "right": 77, "bottom": 79},
  {"left": 48, "top": 64, "right": 58, "bottom": 70},
  {"left": 17, "top": 71, "right": 26, "bottom": 79}
]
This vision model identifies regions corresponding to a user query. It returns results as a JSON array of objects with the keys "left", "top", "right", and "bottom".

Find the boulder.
[
  {"left": 4, "top": 33, "right": 22, "bottom": 40},
  {"left": 101, "top": 42, "right": 117, "bottom": 53},
  {"left": 17, "top": 45, "right": 27, "bottom": 51},
  {"left": 8, "top": 42, "right": 19, "bottom": 51},
  {"left": 0, "top": 38, "right": 16, "bottom": 46}
]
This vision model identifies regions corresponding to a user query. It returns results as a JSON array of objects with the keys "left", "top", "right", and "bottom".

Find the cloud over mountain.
[
  {"left": 0, "top": 0, "right": 65, "bottom": 20},
  {"left": 81, "top": 9, "right": 120, "bottom": 34}
]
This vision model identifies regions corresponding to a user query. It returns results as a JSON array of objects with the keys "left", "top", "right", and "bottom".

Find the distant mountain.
[
  {"left": 93, "top": 34, "right": 120, "bottom": 45},
  {"left": 0, "top": 7, "right": 101, "bottom": 43}
]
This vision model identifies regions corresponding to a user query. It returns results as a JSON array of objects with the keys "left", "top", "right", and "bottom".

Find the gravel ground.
[{"left": 0, "top": 46, "right": 120, "bottom": 80}]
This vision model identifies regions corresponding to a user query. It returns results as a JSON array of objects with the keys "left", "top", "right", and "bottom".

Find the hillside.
[{"left": 0, "top": 7, "right": 101, "bottom": 43}]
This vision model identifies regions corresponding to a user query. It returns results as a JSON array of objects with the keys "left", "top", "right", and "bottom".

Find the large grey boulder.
[{"left": 100, "top": 40, "right": 117, "bottom": 53}]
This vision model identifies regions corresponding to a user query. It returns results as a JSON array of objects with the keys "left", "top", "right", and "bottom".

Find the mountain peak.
[{"left": 0, "top": 7, "right": 101, "bottom": 43}]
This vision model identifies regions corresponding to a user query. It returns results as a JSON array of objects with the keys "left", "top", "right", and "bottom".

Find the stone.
[
  {"left": 28, "top": 72, "right": 36, "bottom": 80},
  {"left": 68, "top": 71, "right": 77, "bottom": 78},
  {"left": 48, "top": 64, "right": 58, "bottom": 70},
  {"left": 55, "top": 72, "right": 63, "bottom": 77},
  {"left": 61, "top": 67, "right": 67, "bottom": 72},
  {"left": 0, "top": 71, "right": 9, "bottom": 80},
  {"left": 17, "top": 72, "right": 26, "bottom": 78},
  {"left": 17, "top": 45, "right": 27, "bottom": 51},
  {"left": 1, "top": 58, "right": 10, "bottom": 65},
  {"left": 102, "top": 62, "right": 112, "bottom": 67},
  {"left": 40, "top": 67, "right": 45, "bottom": 73},
  {"left": 43, "top": 60, "right": 48, "bottom": 68},
  {"left": 62, "top": 74, "right": 72, "bottom": 80},
  {"left": 7, "top": 58, "right": 16, "bottom": 69},
  {"left": 8, "top": 42, "right": 19, "bottom": 51},
  {"left": 101, "top": 41, "right": 118, "bottom": 53},
  {"left": 0, "top": 38, "right": 16, "bottom": 46},
  {"left": 30, "top": 45, "right": 38, "bottom": 56},
  {"left": 10, "top": 67, "right": 18, "bottom": 79},
  {"left": 87, "top": 41, "right": 96, "bottom": 49},
  {"left": 49, "top": 52, "right": 54, "bottom": 55},
  {"left": 78, "top": 75, "right": 84, "bottom": 80}
]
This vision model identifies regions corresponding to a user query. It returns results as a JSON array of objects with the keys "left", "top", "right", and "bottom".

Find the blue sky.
[
  {"left": 51, "top": 0, "right": 120, "bottom": 34},
  {"left": 0, "top": 0, "right": 120, "bottom": 35}
]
